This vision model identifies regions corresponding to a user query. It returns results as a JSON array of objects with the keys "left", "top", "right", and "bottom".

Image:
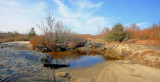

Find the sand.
[{"left": 58, "top": 60, "right": 160, "bottom": 82}]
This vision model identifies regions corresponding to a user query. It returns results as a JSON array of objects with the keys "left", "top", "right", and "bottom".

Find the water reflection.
[{"left": 45, "top": 51, "right": 105, "bottom": 68}]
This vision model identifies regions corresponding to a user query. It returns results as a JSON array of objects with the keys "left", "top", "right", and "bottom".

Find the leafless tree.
[
  {"left": 129, "top": 24, "right": 140, "bottom": 31},
  {"left": 36, "top": 13, "right": 75, "bottom": 44}
]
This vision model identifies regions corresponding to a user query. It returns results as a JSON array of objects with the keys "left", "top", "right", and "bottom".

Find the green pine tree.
[
  {"left": 105, "top": 23, "right": 126, "bottom": 42},
  {"left": 28, "top": 27, "right": 36, "bottom": 37}
]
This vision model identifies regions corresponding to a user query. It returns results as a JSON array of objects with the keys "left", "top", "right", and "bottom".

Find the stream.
[{"left": 45, "top": 51, "right": 106, "bottom": 68}]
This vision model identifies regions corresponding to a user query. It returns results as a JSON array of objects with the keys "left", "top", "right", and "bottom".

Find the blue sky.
[{"left": 0, "top": 0, "right": 160, "bottom": 34}]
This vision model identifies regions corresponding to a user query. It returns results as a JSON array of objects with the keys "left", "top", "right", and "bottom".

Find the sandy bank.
[
  {"left": 106, "top": 43, "right": 160, "bottom": 69},
  {"left": 59, "top": 60, "right": 160, "bottom": 82}
]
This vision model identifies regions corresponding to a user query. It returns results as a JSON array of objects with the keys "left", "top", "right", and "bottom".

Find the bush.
[
  {"left": 30, "top": 34, "right": 84, "bottom": 51},
  {"left": 30, "top": 13, "right": 85, "bottom": 51},
  {"left": 125, "top": 24, "right": 160, "bottom": 47},
  {"left": 28, "top": 27, "right": 36, "bottom": 37},
  {"left": 126, "top": 24, "right": 160, "bottom": 40},
  {"left": 105, "top": 23, "right": 126, "bottom": 42}
]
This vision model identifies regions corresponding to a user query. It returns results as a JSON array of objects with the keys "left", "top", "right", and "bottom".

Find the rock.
[
  {"left": 42, "top": 48, "right": 48, "bottom": 52},
  {"left": 0, "top": 76, "right": 2, "bottom": 81},
  {"left": 104, "top": 48, "right": 107, "bottom": 50},
  {"left": 91, "top": 43, "right": 98, "bottom": 48},
  {"left": 0, "top": 64, "right": 4, "bottom": 67}
]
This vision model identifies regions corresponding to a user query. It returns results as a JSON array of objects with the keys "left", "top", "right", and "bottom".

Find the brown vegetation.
[
  {"left": 29, "top": 13, "right": 85, "bottom": 51},
  {"left": 0, "top": 31, "right": 29, "bottom": 43},
  {"left": 96, "top": 23, "right": 160, "bottom": 47},
  {"left": 125, "top": 24, "right": 160, "bottom": 47}
]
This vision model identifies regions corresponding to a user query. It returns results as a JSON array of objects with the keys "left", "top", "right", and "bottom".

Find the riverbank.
[
  {"left": 58, "top": 60, "right": 160, "bottom": 82},
  {"left": 0, "top": 41, "right": 160, "bottom": 82},
  {"left": 106, "top": 43, "right": 160, "bottom": 69}
]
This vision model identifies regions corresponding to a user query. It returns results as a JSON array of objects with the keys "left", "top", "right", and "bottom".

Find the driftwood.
[{"left": 44, "top": 63, "right": 70, "bottom": 69}]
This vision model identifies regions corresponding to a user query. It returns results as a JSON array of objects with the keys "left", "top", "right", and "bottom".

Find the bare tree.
[
  {"left": 36, "top": 13, "right": 72, "bottom": 44},
  {"left": 129, "top": 24, "right": 140, "bottom": 31}
]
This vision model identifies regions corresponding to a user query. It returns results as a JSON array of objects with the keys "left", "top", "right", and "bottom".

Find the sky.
[{"left": 0, "top": 0, "right": 160, "bottom": 34}]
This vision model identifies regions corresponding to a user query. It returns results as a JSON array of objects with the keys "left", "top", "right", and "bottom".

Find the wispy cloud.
[
  {"left": 137, "top": 23, "right": 149, "bottom": 29},
  {"left": 136, "top": 23, "right": 147, "bottom": 27},
  {"left": 0, "top": 0, "right": 47, "bottom": 33},
  {"left": 124, "top": 23, "right": 149, "bottom": 29},
  {"left": 0, "top": 0, "right": 107, "bottom": 34},
  {"left": 71, "top": 0, "right": 103, "bottom": 12},
  {"left": 53, "top": 0, "right": 108, "bottom": 34}
]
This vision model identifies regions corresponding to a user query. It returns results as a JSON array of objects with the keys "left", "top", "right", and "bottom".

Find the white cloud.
[
  {"left": 124, "top": 23, "right": 132, "bottom": 27},
  {"left": 76, "top": 0, "right": 103, "bottom": 12},
  {"left": 53, "top": 0, "right": 108, "bottom": 34},
  {"left": 0, "top": 0, "right": 107, "bottom": 34},
  {"left": 136, "top": 23, "right": 149, "bottom": 29},
  {"left": 0, "top": 0, "right": 21, "bottom": 6},
  {"left": 0, "top": 0, "right": 47, "bottom": 34},
  {"left": 124, "top": 23, "right": 149, "bottom": 29},
  {"left": 69, "top": 0, "right": 103, "bottom": 11},
  {"left": 136, "top": 23, "right": 147, "bottom": 27}
]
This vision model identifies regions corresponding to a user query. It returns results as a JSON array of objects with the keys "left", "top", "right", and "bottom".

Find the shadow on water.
[{"left": 45, "top": 50, "right": 117, "bottom": 68}]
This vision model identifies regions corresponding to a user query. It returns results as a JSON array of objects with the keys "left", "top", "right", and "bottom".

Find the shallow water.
[{"left": 46, "top": 51, "right": 106, "bottom": 68}]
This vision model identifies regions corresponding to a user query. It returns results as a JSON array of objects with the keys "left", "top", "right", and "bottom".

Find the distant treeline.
[
  {"left": 97, "top": 23, "right": 160, "bottom": 46},
  {"left": 0, "top": 31, "right": 29, "bottom": 43}
]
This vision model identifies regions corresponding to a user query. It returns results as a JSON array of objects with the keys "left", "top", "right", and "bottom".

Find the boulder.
[{"left": 42, "top": 48, "right": 48, "bottom": 52}]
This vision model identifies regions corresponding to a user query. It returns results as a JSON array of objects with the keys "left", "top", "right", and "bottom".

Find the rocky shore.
[{"left": 0, "top": 41, "right": 70, "bottom": 82}]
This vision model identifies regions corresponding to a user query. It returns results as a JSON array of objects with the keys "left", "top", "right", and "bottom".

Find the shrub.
[
  {"left": 105, "top": 23, "right": 126, "bottom": 42},
  {"left": 29, "top": 33, "right": 85, "bottom": 51},
  {"left": 125, "top": 24, "right": 160, "bottom": 47},
  {"left": 31, "top": 13, "right": 85, "bottom": 51},
  {"left": 28, "top": 27, "right": 36, "bottom": 37},
  {"left": 126, "top": 24, "right": 160, "bottom": 40},
  {"left": 29, "top": 36, "right": 45, "bottom": 49}
]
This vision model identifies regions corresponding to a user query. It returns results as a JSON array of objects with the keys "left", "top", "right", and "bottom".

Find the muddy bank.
[{"left": 106, "top": 43, "right": 160, "bottom": 69}]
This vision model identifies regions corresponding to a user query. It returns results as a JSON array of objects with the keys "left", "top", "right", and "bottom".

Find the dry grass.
[
  {"left": 135, "top": 40, "right": 160, "bottom": 47},
  {"left": 0, "top": 35, "right": 29, "bottom": 43},
  {"left": 0, "top": 31, "right": 29, "bottom": 43},
  {"left": 123, "top": 39, "right": 160, "bottom": 47}
]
